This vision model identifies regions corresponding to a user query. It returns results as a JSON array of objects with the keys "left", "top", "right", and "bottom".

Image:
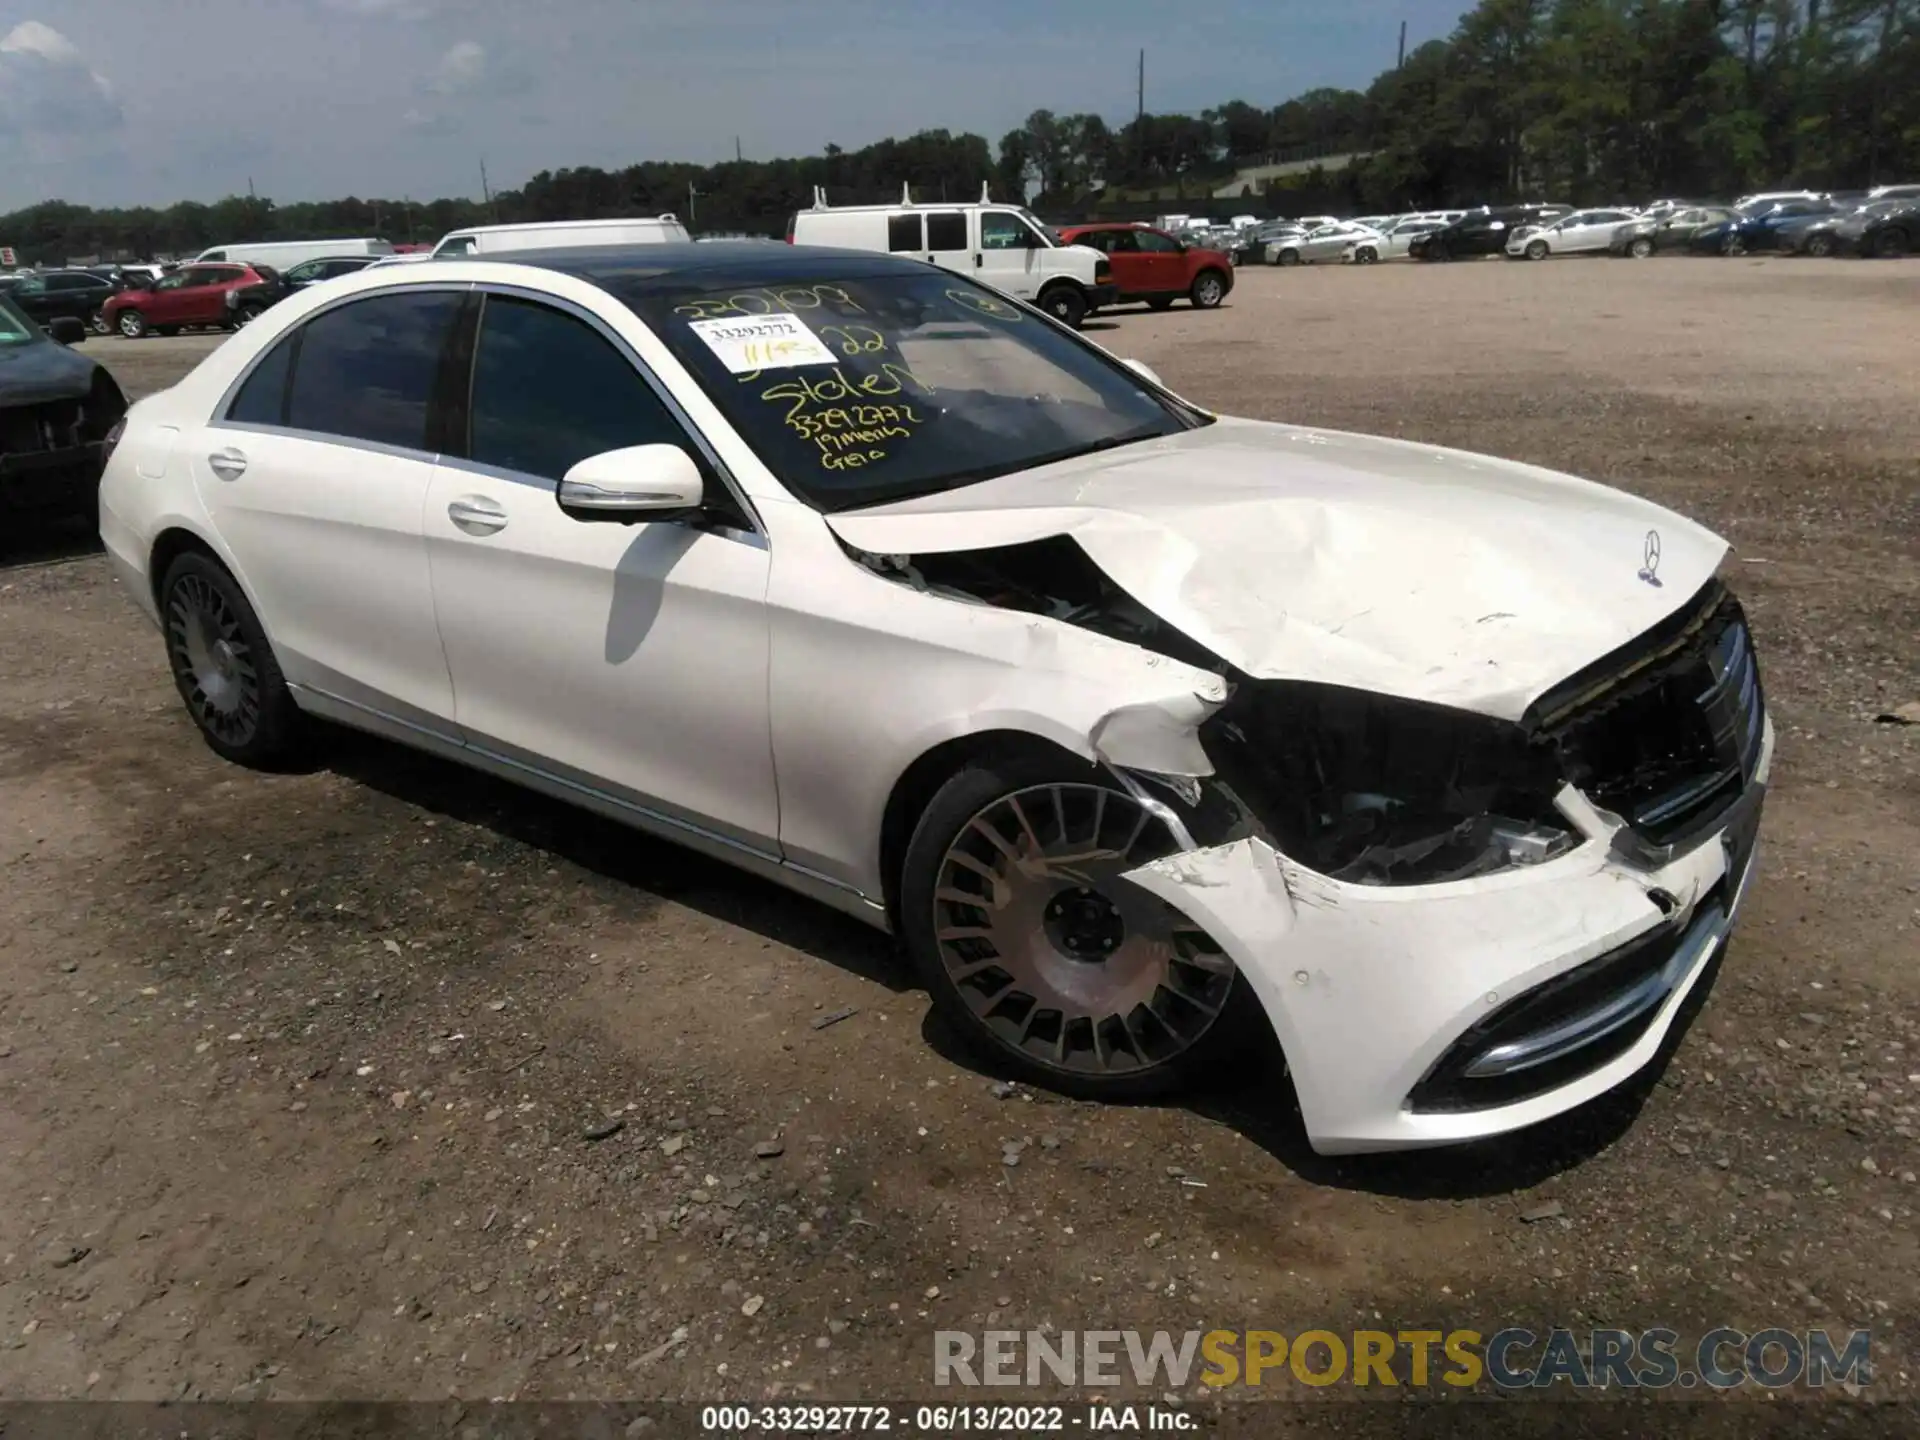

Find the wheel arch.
[
  {"left": 877, "top": 728, "right": 1095, "bottom": 933},
  {"left": 146, "top": 526, "right": 278, "bottom": 652}
]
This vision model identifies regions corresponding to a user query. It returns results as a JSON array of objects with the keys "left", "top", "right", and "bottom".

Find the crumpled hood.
[
  {"left": 0, "top": 337, "right": 100, "bottom": 406},
  {"left": 825, "top": 417, "right": 1727, "bottom": 722}
]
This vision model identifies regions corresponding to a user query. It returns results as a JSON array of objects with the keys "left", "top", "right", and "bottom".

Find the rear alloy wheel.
[
  {"left": 1629, "top": 236, "right": 1655, "bottom": 259},
  {"left": 1038, "top": 285, "right": 1088, "bottom": 329},
  {"left": 160, "top": 553, "right": 306, "bottom": 768},
  {"left": 1724, "top": 233, "right": 1747, "bottom": 257},
  {"left": 90, "top": 309, "right": 112, "bottom": 335},
  {"left": 1353, "top": 246, "right": 1378, "bottom": 265},
  {"left": 901, "top": 760, "right": 1256, "bottom": 1099},
  {"left": 1805, "top": 233, "right": 1834, "bottom": 258},
  {"left": 1275, "top": 248, "right": 1301, "bottom": 267},
  {"left": 1525, "top": 238, "right": 1550, "bottom": 261},
  {"left": 1189, "top": 270, "right": 1226, "bottom": 308},
  {"left": 117, "top": 309, "right": 148, "bottom": 338}
]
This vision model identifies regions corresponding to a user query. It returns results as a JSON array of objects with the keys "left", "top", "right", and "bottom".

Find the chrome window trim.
[{"left": 207, "top": 278, "right": 764, "bottom": 535}]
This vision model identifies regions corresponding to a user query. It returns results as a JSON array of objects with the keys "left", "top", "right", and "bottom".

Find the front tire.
[
  {"left": 117, "top": 309, "right": 148, "bottom": 338},
  {"left": 1146, "top": 296, "right": 1176, "bottom": 311},
  {"left": 1037, "top": 285, "right": 1088, "bottom": 329},
  {"left": 90, "top": 309, "right": 112, "bottom": 335},
  {"left": 1875, "top": 227, "right": 1910, "bottom": 258},
  {"left": 1525, "top": 238, "right": 1550, "bottom": 260},
  {"left": 160, "top": 552, "right": 306, "bottom": 768},
  {"left": 899, "top": 755, "right": 1258, "bottom": 1100},
  {"left": 1275, "top": 248, "right": 1300, "bottom": 268},
  {"left": 1805, "top": 233, "right": 1834, "bottom": 258},
  {"left": 1724, "top": 233, "right": 1747, "bottom": 257},
  {"left": 1628, "top": 236, "right": 1655, "bottom": 259},
  {"left": 1189, "top": 270, "right": 1226, "bottom": 308},
  {"left": 1353, "top": 246, "right": 1378, "bottom": 265}
]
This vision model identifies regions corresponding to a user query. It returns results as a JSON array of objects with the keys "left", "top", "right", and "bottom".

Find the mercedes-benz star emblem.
[{"left": 1637, "top": 529, "right": 1663, "bottom": 587}]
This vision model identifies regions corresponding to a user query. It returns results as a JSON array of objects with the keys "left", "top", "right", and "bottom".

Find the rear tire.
[
  {"left": 1724, "top": 233, "right": 1747, "bottom": 257},
  {"left": 90, "top": 309, "right": 112, "bottom": 335},
  {"left": 1275, "top": 248, "right": 1300, "bottom": 267},
  {"left": 117, "top": 309, "right": 148, "bottom": 339},
  {"left": 1189, "top": 270, "right": 1227, "bottom": 308},
  {"left": 159, "top": 552, "right": 307, "bottom": 769},
  {"left": 1353, "top": 245, "right": 1378, "bottom": 265},
  {"left": 156, "top": 326, "right": 179, "bottom": 337},
  {"left": 899, "top": 754, "right": 1262, "bottom": 1101},
  {"left": 1037, "top": 285, "right": 1088, "bottom": 329},
  {"left": 1628, "top": 236, "right": 1655, "bottom": 259},
  {"left": 1875, "top": 227, "right": 1910, "bottom": 258},
  {"left": 1805, "top": 233, "right": 1834, "bottom": 258}
]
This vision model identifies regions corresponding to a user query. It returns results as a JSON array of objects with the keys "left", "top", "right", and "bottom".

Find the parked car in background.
[
  {"left": 1848, "top": 200, "right": 1918, "bottom": 257},
  {"left": 1865, "top": 182, "right": 1920, "bottom": 203},
  {"left": 1506, "top": 209, "right": 1640, "bottom": 259},
  {"left": 433, "top": 217, "right": 689, "bottom": 258},
  {"left": 1690, "top": 199, "right": 1836, "bottom": 255},
  {"left": 1771, "top": 204, "right": 1876, "bottom": 256},
  {"left": 194, "top": 239, "right": 393, "bottom": 269},
  {"left": 1055, "top": 224, "right": 1234, "bottom": 310},
  {"left": 1732, "top": 190, "right": 1826, "bottom": 211},
  {"left": 0, "top": 292, "right": 126, "bottom": 524},
  {"left": 102, "top": 263, "right": 287, "bottom": 337},
  {"left": 280, "top": 255, "right": 382, "bottom": 291},
  {"left": 1411, "top": 206, "right": 1570, "bottom": 261},
  {"left": 3, "top": 269, "right": 120, "bottom": 334},
  {"left": 1610, "top": 206, "right": 1737, "bottom": 256},
  {"left": 1346, "top": 218, "right": 1447, "bottom": 263},
  {"left": 1268, "top": 221, "right": 1382, "bottom": 266}
]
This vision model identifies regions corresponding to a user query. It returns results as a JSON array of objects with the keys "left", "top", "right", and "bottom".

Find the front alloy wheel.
[
  {"left": 1190, "top": 271, "right": 1226, "bottom": 308},
  {"left": 1526, "top": 238, "right": 1550, "bottom": 261},
  {"left": 904, "top": 767, "right": 1247, "bottom": 1096}
]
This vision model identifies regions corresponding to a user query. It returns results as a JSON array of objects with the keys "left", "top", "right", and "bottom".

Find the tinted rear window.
[{"left": 283, "top": 290, "right": 463, "bottom": 450}]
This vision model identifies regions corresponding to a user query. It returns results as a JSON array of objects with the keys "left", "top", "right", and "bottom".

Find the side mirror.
[
  {"left": 46, "top": 316, "right": 87, "bottom": 346},
  {"left": 557, "top": 444, "right": 705, "bottom": 524},
  {"left": 1121, "top": 357, "right": 1165, "bottom": 388}
]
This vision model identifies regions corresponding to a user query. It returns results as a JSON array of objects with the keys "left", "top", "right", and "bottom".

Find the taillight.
[{"left": 784, "top": 216, "right": 796, "bottom": 244}]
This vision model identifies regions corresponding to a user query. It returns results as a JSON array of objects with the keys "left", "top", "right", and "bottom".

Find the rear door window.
[
  {"left": 464, "top": 293, "right": 688, "bottom": 481},
  {"left": 283, "top": 290, "right": 464, "bottom": 450},
  {"left": 925, "top": 212, "right": 967, "bottom": 250},
  {"left": 887, "top": 213, "right": 925, "bottom": 252}
]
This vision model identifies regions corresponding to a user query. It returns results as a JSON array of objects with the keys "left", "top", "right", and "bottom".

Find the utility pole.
[
  {"left": 247, "top": 176, "right": 256, "bottom": 199},
  {"left": 688, "top": 181, "right": 702, "bottom": 227},
  {"left": 480, "top": 157, "right": 496, "bottom": 221},
  {"left": 735, "top": 136, "right": 743, "bottom": 163},
  {"left": 1136, "top": 49, "right": 1144, "bottom": 126},
  {"left": 403, "top": 194, "right": 415, "bottom": 244},
  {"left": 1397, "top": 20, "right": 1407, "bottom": 68}
]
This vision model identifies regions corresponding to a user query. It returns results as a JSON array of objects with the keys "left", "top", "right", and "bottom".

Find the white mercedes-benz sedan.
[{"left": 97, "top": 245, "right": 1771, "bottom": 1154}]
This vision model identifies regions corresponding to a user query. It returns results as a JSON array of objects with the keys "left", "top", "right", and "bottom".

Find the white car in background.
[
  {"left": 1507, "top": 208, "right": 1642, "bottom": 259},
  {"left": 1267, "top": 222, "right": 1384, "bottom": 266},
  {"left": 97, "top": 242, "right": 1770, "bottom": 1156},
  {"left": 1346, "top": 218, "right": 1449, "bottom": 263}
]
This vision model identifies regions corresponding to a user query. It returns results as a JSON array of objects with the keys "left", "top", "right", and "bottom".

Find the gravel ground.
[{"left": 1, "top": 258, "right": 1916, "bottom": 1425}]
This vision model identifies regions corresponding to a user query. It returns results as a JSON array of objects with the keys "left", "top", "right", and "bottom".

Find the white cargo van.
[
  {"left": 430, "top": 216, "right": 690, "bottom": 258},
  {"left": 193, "top": 238, "right": 394, "bottom": 268},
  {"left": 787, "top": 189, "right": 1115, "bottom": 328}
]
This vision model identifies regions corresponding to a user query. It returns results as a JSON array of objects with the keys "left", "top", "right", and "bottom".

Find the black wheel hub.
[{"left": 1043, "top": 885, "right": 1124, "bottom": 961}]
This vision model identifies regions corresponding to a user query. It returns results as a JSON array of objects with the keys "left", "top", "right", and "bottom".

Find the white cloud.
[
  {"left": 322, "top": 0, "right": 436, "bottom": 18},
  {"left": 0, "top": 21, "right": 124, "bottom": 145},
  {"left": 429, "top": 39, "right": 487, "bottom": 96}
]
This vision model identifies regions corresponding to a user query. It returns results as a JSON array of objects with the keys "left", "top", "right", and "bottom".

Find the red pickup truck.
[{"left": 1054, "top": 223, "right": 1234, "bottom": 311}]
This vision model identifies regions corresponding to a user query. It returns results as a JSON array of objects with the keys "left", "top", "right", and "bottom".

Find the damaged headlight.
[{"left": 1198, "top": 682, "right": 1577, "bottom": 886}]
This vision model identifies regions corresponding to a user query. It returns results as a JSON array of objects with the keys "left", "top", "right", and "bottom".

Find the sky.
[{"left": 0, "top": 0, "right": 1471, "bottom": 213}]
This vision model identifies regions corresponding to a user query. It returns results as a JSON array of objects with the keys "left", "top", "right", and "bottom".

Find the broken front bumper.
[{"left": 1125, "top": 715, "right": 1773, "bottom": 1155}]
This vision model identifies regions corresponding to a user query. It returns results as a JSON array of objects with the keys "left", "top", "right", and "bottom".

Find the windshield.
[
  {"left": 0, "top": 294, "right": 39, "bottom": 345},
  {"left": 623, "top": 266, "right": 1204, "bottom": 512}
]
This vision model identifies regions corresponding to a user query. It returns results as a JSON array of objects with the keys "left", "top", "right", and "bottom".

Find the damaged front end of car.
[{"left": 848, "top": 528, "right": 1771, "bottom": 1152}]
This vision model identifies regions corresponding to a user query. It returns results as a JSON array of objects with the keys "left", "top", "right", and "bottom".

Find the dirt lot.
[{"left": 2, "top": 259, "right": 1916, "bottom": 1422}]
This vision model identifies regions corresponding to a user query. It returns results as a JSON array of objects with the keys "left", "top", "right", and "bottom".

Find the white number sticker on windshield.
[{"left": 688, "top": 313, "right": 838, "bottom": 373}]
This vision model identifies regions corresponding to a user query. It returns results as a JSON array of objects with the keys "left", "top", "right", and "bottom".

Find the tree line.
[{"left": 4, "top": 0, "right": 1914, "bottom": 263}]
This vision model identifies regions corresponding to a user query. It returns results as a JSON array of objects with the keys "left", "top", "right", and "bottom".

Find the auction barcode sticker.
[{"left": 689, "top": 313, "right": 838, "bottom": 373}]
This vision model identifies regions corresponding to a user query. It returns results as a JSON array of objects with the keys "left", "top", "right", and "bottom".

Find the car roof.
[{"left": 480, "top": 242, "right": 934, "bottom": 291}]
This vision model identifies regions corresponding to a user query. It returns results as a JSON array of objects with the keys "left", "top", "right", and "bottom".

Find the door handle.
[
  {"left": 447, "top": 494, "right": 509, "bottom": 535},
  {"left": 206, "top": 447, "right": 247, "bottom": 481},
  {"left": 974, "top": 253, "right": 983, "bottom": 267}
]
